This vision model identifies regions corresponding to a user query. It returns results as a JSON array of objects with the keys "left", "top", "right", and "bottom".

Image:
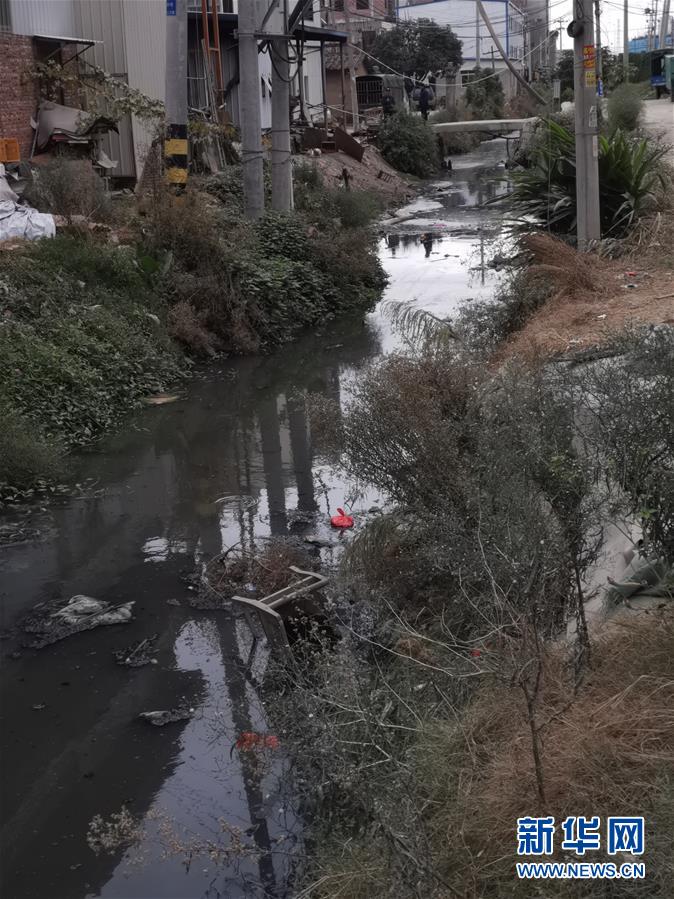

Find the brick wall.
[{"left": 0, "top": 33, "right": 37, "bottom": 159}]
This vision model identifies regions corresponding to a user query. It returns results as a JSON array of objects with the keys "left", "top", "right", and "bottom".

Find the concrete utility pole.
[
  {"left": 239, "top": 0, "right": 264, "bottom": 219},
  {"left": 572, "top": 0, "right": 601, "bottom": 248},
  {"left": 343, "top": 0, "right": 360, "bottom": 130},
  {"left": 477, "top": 2, "right": 546, "bottom": 103},
  {"left": 594, "top": 0, "right": 603, "bottom": 94},
  {"left": 271, "top": 1, "right": 293, "bottom": 210},
  {"left": 165, "top": 0, "right": 189, "bottom": 187},
  {"left": 660, "top": 0, "right": 672, "bottom": 49},
  {"left": 475, "top": 3, "right": 481, "bottom": 68},
  {"left": 623, "top": 0, "right": 629, "bottom": 81}
]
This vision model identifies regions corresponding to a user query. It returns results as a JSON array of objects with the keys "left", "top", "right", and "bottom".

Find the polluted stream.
[{"left": 0, "top": 139, "right": 510, "bottom": 899}]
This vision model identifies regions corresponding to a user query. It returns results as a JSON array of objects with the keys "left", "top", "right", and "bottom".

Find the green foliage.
[
  {"left": 0, "top": 405, "right": 62, "bottom": 497},
  {"left": 556, "top": 48, "right": 639, "bottom": 96},
  {"left": 0, "top": 238, "right": 183, "bottom": 489},
  {"left": 150, "top": 172, "right": 385, "bottom": 354},
  {"left": 465, "top": 68, "right": 505, "bottom": 119},
  {"left": 607, "top": 82, "right": 643, "bottom": 132},
  {"left": 368, "top": 18, "right": 461, "bottom": 77},
  {"left": 377, "top": 111, "right": 439, "bottom": 177},
  {"left": 503, "top": 120, "right": 671, "bottom": 237}
]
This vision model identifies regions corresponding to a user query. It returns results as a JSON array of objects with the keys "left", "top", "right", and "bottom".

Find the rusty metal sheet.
[{"left": 334, "top": 127, "right": 364, "bottom": 162}]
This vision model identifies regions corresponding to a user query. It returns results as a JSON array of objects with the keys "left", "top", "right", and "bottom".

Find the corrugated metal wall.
[
  {"left": 122, "top": 0, "right": 165, "bottom": 179},
  {"left": 71, "top": 1, "right": 166, "bottom": 181},
  {"left": 72, "top": 0, "right": 136, "bottom": 178},
  {"left": 9, "top": 0, "right": 76, "bottom": 38}
]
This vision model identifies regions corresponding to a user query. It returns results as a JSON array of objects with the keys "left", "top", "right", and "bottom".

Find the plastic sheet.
[{"left": 0, "top": 200, "right": 55, "bottom": 241}]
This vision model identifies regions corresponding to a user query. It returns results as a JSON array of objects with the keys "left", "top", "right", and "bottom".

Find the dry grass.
[
  {"left": 500, "top": 233, "right": 674, "bottom": 361},
  {"left": 521, "top": 233, "right": 613, "bottom": 299},
  {"left": 420, "top": 612, "right": 674, "bottom": 896}
]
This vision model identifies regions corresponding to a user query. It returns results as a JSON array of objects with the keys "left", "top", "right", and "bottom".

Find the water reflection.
[{"left": 0, "top": 139, "right": 510, "bottom": 899}]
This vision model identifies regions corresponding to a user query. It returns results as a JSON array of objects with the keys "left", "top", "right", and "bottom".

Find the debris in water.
[
  {"left": 138, "top": 707, "right": 194, "bottom": 726},
  {"left": 330, "top": 507, "right": 354, "bottom": 528},
  {"left": 166, "top": 598, "right": 181, "bottom": 607},
  {"left": 22, "top": 595, "right": 134, "bottom": 648},
  {"left": 32, "top": 703, "right": 46, "bottom": 711},
  {"left": 304, "top": 535, "right": 336, "bottom": 548},
  {"left": 114, "top": 634, "right": 159, "bottom": 668},
  {"left": 234, "top": 732, "right": 280, "bottom": 753},
  {"left": 142, "top": 394, "right": 179, "bottom": 406}
]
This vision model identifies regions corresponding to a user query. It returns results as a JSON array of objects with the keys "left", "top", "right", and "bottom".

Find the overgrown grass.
[
  {"left": 297, "top": 615, "right": 674, "bottom": 898},
  {"left": 607, "top": 82, "right": 644, "bottom": 132},
  {"left": 285, "top": 325, "right": 674, "bottom": 897},
  {"left": 151, "top": 169, "right": 386, "bottom": 355},
  {"left": 0, "top": 163, "right": 386, "bottom": 495},
  {"left": 0, "top": 237, "right": 183, "bottom": 495}
]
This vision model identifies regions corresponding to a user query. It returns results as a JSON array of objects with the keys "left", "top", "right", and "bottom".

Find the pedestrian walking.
[
  {"left": 382, "top": 87, "right": 396, "bottom": 118},
  {"left": 418, "top": 84, "right": 432, "bottom": 121}
]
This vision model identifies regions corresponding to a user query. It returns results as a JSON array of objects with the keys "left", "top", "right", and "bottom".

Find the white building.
[{"left": 397, "top": 0, "right": 525, "bottom": 97}]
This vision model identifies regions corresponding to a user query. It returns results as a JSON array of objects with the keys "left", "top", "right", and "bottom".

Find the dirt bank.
[
  {"left": 312, "top": 144, "right": 413, "bottom": 203},
  {"left": 502, "top": 228, "right": 674, "bottom": 360}
]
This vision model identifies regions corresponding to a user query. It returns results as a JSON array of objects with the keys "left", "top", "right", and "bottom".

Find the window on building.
[
  {"left": 303, "top": 1, "right": 315, "bottom": 20},
  {"left": 356, "top": 0, "right": 370, "bottom": 10},
  {"left": 334, "top": 0, "right": 344, "bottom": 11},
  {"left": 261, "top": 77, "right": 266, "bottom": 98}
]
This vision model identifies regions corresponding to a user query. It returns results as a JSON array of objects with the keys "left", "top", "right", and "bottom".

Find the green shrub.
[
  {"left": 607, "top": 82, "right": 643, "bottom": 132},
  {"left": 502, "top": 120, "right": 671, "bottom": 237},
  {"left": 0, "top": 405, "right": 62, "bottom": 496},
  {"left": 329, "top": 189, "right": 383, "bottom": 228},
  {"left": 377, "top": 111, "right": 439, "bottom": 177},
  {"left": 465, "top": 67, "right": 505, "bottom": 119}
]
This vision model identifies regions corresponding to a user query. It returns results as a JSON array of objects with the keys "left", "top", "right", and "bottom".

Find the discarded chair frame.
[{"left": 232, "top": 566, "right": 329, "bottom": 661}]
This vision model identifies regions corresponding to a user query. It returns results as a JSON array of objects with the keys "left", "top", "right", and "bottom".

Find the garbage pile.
[{"left": 22, "top": 594, "right": 134, "bottom": 649}]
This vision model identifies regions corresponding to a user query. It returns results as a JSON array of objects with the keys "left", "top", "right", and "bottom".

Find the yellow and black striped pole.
[
  {"left": 165, "top": 0, "right": 188, "bottom": 188},
  {"left": 165, "top": 123, "right": 188, "bottom": 187}
]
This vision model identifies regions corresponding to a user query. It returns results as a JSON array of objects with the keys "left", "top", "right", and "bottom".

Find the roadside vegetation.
[
  {"left": 502, "top": 119, "right": 671, "bottom": 238},
  {"left": 276, "top": 250, "right": 674, "bottom": 896},
  {"left": 0, "top": 160, "right": 386, "bottom": 500}
]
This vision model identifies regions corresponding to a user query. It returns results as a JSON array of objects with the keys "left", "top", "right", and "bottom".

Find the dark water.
[{"left": 0, "top": 141, "right": 509, "bottom": 899}]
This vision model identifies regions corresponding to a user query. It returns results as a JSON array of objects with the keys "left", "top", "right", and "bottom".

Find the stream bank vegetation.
[
  {"left": 276, "top": 311, "right": 674, "bottom": 897},
  {"left": 0, "top": 161, "right": 386, "bottom": 501}
]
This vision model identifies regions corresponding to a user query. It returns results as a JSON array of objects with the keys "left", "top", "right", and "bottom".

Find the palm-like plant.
[{"left": 501, "top": 120, "right": 670, "bottom": 238}]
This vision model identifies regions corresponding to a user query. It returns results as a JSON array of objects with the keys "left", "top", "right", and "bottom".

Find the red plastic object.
[{"left": 330, "top": 507, "right": 354, "bottom": 528}]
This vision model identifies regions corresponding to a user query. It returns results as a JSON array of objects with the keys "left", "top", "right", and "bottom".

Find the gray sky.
[{"left": 557, "top": 0, "right": 664, "bottom": 52}]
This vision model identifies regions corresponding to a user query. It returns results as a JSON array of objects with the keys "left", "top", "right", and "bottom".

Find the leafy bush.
[
  {"left": 502, "top": 120, "right": 671, "bottom": 237},
  {"left": 146, "top": 176, "right": 385, "bottom": 355},
  {"left": 377, "top": 111, "right": 439, "bottom": 177},
  {"left": 0, "top": 238, "right": 183, "bottom": 487},
  {"left": 607, "top": 82, "right": 643, "bottom": 132},
  {"left": 465, "top": 67, "right": 505, "bottom": 119},
  {"left": 0, "top": 405, "right": 62, "bottom": 497},
  {"left": 22, "top": 158, "right": 110, "bottom": 222}
]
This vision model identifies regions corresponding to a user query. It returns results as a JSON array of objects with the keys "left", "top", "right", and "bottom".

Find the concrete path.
[
  {"left": 431, "top": 117, "right": 538, "bottom": 134},
  {"left": 642, "top": 98, "right": 674, "bottom": 162}
]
